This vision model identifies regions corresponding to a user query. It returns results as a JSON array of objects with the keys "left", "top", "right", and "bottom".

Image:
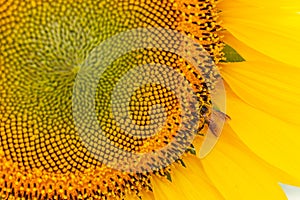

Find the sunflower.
[{"left": 0, "top": 0, "right": 300, "bottom": 199}]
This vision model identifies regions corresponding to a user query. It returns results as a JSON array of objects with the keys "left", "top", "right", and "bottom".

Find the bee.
[
  {"left": 207, "top": 107, "right": 231, "bottom": 137},
  {"left": 198, "top": 105, "right": 230, "bottom": 158}
]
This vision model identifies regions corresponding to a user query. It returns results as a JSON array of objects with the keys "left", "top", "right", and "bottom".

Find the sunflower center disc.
[{"left": 72, "top": 28, "right": 225, "bottom": 173}]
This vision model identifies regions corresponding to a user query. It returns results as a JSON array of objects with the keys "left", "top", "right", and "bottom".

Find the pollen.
[{"left": 0, "top": 0, "right": 223, "bottom": 199}]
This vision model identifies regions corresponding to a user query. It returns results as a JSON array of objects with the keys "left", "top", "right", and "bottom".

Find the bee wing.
[{"left": 198, "top": 109, "right": 229, "bottom": 158}]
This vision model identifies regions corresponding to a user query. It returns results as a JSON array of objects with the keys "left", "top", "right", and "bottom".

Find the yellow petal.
[
  {"left": 219, "top": 0, "right": 300, "bottom": 36},
  {"left": 221, "top": 61, "right": 300, "bottom": 125},
  {"left": 220, "top": 0, "right": 300, "bottom": 9},
  {"left": 140, "top": 191, "right": 155, "bottom": 200},
  {"left": 222, "top": 31, "right": 275, "bottom": 62},
  {"left": 225, "top": 88, "right": 300, "bottom": 182},
  {"left": 219, "top": 0, "right": 300, "bottom": 67},
  {"left": 125, "top": 193, "right": 140, "bottom": 200},
  {"left": 152, "top": 155, "right": 224, "bottom": 200},
  {"left": 151, "top": 176, "right": 183, "bottom": 200},
  {"left": 202, "top": 124, "right": 293, "bottom": 199}
]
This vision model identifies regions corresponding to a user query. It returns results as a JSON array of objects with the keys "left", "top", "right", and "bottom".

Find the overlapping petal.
[
  {"left": 223, "top": 87, "right": 300, "bottom": 182},
  {"left": 219, "top": 0, "right": 300, "bottom": 67},
  {"left": 152, "top": 156, "right": 224, "bottom": 200},
  {"left": 202, "top": 123, "right": 296, "bottom": 200},
  {"left": 222, "top": 61, "right": 300, "bottom": 125}
]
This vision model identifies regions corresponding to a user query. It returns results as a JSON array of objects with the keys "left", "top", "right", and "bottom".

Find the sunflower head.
[{"left": 0, "top": 0, "right": 227, "bottom": 199}]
